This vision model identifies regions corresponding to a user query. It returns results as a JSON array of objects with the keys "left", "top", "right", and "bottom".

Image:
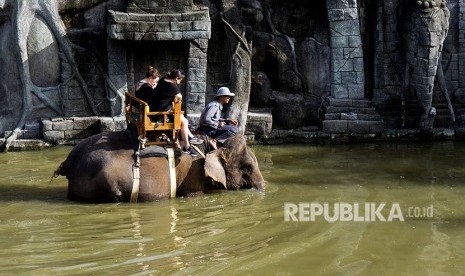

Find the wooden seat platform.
[{"left": 125, "top": 92, "right": 182, "bottom": 148}]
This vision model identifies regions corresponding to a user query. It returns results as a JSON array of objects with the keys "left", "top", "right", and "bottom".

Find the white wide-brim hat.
[{"left": 215, "top": 87, "right": 235, "bottom": 97}]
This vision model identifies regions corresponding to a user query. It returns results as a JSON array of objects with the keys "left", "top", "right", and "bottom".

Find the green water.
[{"left": 1, "top": 142, "right": 465, "bottom": 275}]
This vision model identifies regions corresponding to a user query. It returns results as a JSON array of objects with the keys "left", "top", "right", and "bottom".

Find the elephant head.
[
  {"left": 204, "top": 134, "right": 265, "bottom": 191},
  {"left": 401, "top": 0, "right": 450, "bottom": 131}
]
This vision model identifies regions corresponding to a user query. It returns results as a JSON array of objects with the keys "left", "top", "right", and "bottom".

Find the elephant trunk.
[{"left": 251, "top": 169, "right": 265, "bottom": 191}]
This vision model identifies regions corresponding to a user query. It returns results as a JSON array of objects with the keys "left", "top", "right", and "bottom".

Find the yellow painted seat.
[{"left": 125, "top": 92, "right": 182, "bottom": 148}]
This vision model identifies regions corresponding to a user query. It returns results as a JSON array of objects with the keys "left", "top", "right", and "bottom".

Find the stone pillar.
[
  {"left": 186, "top": 39, "right": 208, "bottom": 118},
  {"left": 321, "top": 0, "right": 383, "bottom": 134},
  {"left": 327, "top": 0, "right": 364, "bottom": 99}
]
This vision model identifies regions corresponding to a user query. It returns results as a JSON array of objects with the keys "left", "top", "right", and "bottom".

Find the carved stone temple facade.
[{"left": 2, "top": 0, "right": 465, "bottom": 149}]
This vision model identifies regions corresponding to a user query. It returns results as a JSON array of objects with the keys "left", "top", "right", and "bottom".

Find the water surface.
[{"left": 1, "top": 142, "right": 465, "bottom": 275}]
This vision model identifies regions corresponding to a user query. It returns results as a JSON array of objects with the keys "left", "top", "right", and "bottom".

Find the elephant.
[
  {"left": 401, "top": 0, "right": 450, "bottom": 131},
  {"left": 54, "top": 127, "right": 265, "bottom": 203}
]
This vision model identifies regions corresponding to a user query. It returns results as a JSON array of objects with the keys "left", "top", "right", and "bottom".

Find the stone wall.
[
  {"left": 128, "top": 0, "right": 195, "bottom": 13},
  {"left": 2, "top": 0, "right": 465, "bottom": 146},
  {"left": 41, "top": 116, "right": 127, "bottom": 145},
  {"left": 327, "top": 0, "right": 365, "bottom": 100},
  {"left": 372, "top": 0, "right": 462, "bottom": 129}
]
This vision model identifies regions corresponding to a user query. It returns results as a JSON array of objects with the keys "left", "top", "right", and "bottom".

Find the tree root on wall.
[
  {"left": 264, "top": 7, "right": 306, "bottom": 93},
  {"left": 219, "top": 11, "right": 252, "bottom": 133},
  {"left": 1, "top": 0, "right": 98, "bottom": 152},
  {"left": 71, "top": 42, "right": 124, "bottom": 107}
]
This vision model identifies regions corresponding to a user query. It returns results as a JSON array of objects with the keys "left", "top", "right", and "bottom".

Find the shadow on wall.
[
  {"left": 0, "top": 16, "right": 20, "bottom": 136},
  {"left": 247, "top": 0, "right": 331, "bottom": 129}
]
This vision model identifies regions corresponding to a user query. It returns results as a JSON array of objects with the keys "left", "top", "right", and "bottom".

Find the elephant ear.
[{"left": 204, "top": 149, "right": 227, "bottom": 189}]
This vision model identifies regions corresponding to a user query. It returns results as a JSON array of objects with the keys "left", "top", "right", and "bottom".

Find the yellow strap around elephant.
[
  {"left": 167, "top": 148, "right": 177, "bottom": 198},
  {"left": 130, "top": 165, "right": 140, "bottom": 203}
]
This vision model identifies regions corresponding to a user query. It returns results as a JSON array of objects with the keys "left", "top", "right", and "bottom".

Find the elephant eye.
[{"left": 240, "top": 164, "right": 252, "bottom": 173}]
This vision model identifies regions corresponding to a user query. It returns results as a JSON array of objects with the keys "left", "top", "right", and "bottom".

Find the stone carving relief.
[
  {"left": 1, "top": 0, "right": 463, "bottom": 148},
  {"left": 0, "top": 0, "right": 100, "bottom": 151},
  {"left": 401, "top": 0, "right": 450, "bottom": 132}
]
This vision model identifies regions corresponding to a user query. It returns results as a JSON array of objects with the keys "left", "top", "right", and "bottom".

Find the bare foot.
[{"left": 209, "top": 139, "right": 217, "bottom": 150}]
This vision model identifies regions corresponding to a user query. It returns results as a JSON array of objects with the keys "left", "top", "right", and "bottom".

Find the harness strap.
[
  {"left": 167, "top": 148, "right": 177, "bottom": 198},
  {"left": 130, "top": 139, "right": 142, "bottom": 203},
  {"left": 130, "top": 165, "right": 140, "bottom": 202}
]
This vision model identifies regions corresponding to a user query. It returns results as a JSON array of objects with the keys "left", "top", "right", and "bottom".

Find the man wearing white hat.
[{"left": 199, "top": 87, "right": 238, "bottom": 149}]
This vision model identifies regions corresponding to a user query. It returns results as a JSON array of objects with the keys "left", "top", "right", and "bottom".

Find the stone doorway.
[
  {"left": 125, "top": 40, "right": 189, "bottom": 101},
  {"left": 106, "top": 0, "right": 211, "bottom": 123}
]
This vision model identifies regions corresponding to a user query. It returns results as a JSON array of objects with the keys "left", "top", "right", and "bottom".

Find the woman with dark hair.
[
  {"left": 151, "top": 69, "right": 184, "bottom": 111},
  {"left": 152, "top": 69, "right": 200, "bottom": 156},
  {"left": 135, "top": 66, "right": 160, "bottom": 104},
  {"left": 137, "top": 66, "right": 160, "bottom": 90}
]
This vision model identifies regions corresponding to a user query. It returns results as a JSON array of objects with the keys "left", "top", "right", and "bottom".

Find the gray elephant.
[
  {"left": 401, "top": 0, "right": 450, "bottom": 131},
  {"left": 55, "top": 128, "right": 265, "bottom": 202}
]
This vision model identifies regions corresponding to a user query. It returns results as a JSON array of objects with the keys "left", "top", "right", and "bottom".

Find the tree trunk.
[
  {"left": 218, "top": 0, "right": 252, "bottom": 134},
  {"left": 227, "top": 46, "right": 251, "bottom": 134}
]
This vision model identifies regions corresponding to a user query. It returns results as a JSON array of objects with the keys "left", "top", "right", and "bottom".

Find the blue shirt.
[{"left": 199, "top": 99, "right": 224, "bottom": 129}]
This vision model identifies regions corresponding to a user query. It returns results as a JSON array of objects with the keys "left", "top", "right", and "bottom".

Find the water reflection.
[{"left": 1, "top": 143, "right": 465, "bottom": 274}]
